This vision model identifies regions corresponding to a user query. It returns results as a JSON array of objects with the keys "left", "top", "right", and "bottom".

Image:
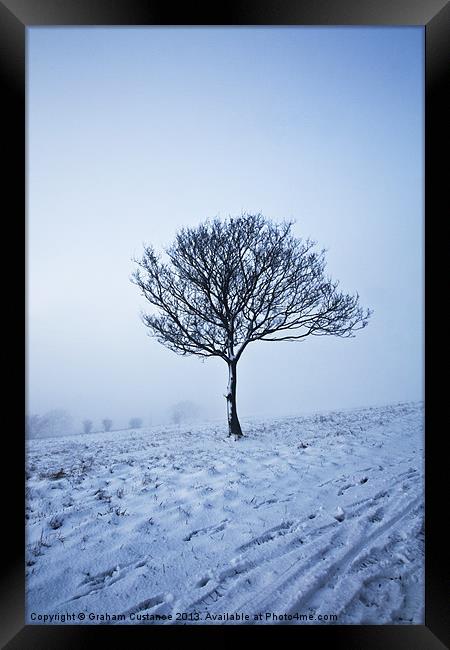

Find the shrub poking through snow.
[{"left": 49, "top": 514, "right": 64, "bottom": 530}]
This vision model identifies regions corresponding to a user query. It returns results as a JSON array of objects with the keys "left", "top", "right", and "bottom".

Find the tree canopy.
[{"left": 132, "top": 214, "right": 370, "bottom": 362}]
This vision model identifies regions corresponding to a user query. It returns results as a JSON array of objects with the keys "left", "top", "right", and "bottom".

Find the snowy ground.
[{"left": 26, "top": 401, "right": 424, "bottom": 625}]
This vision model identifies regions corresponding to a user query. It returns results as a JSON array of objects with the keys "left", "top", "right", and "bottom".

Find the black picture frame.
[{"left": 2, "top": 0, "right": 448, "bottom": 647}]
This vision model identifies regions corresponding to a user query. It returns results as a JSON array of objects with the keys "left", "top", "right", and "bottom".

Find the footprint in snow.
[
  {"left": 369, "top": 507, "right": 384, "bottom": 523},
  {"left": 196, "top": 575, "right": 211, "bottom": 588}
]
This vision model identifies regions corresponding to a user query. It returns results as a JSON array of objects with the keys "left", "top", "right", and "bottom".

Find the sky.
[{"left": 27, "top": 27, "right": 424, "bottom": 431}]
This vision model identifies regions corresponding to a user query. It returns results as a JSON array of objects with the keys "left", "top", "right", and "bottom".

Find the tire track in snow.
[
  {"left": 61, "top": 558, "right": 149, "bottom": 604},
  {"left": 177, "top": 486, "right": 398, "bottom": 616},
  {"left": 317, "top": 510, "right": 424, "bottom": 624},
  {"left": 248, "top": 494, "right": 423, "bottom": 620},
  {"left": 191, "top": 482, "right": 422, "bottom": 622}
]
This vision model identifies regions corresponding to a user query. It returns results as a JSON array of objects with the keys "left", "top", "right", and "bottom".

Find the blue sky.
[{"left": 27, "top": 27, "right": 424, "bottom": 429}]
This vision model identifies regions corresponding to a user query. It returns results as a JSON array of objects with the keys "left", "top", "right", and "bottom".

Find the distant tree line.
[
  {"left": 26, "top": 403, "right": 202, "bottom": 439},
  {"left": 26, "top": 412, "right": 146, "bottom": 438}
]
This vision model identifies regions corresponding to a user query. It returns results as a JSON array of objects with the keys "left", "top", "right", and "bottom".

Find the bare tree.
[
  {"left": 82, "top": 419, "right": 93, "bottom": 435},
  {"left": 102, "top": 418, "right": 113, "bottom": 432},
  {"left": 132, "top": 214, "right": 372, "bottom": 439},
  {"left": 129, "top": 417, "right": 143, "bottom": 429},
  {"left": 26, "top": 414, "right": 43, "bottom": 439},
  {"left": 26, "top": 410, "right": 73, "bottom": 439},
  {"left": 170, "top": 400, "right": 201, "bottom": 426}
]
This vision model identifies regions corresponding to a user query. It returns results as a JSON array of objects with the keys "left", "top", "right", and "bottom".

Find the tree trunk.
[{"left": 226, "top": 361, "right": 243, "bottom": 438}]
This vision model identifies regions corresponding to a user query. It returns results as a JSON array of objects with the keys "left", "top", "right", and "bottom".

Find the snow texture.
[{"left": 26, "top": 401, "right": 424, "bottom": 625}]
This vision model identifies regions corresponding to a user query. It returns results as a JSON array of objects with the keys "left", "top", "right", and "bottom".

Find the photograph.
[{"left": 25, "top": 25, "right": 424, "bottom": 627}]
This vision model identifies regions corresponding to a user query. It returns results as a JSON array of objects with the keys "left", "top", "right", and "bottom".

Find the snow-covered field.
[{"left": 26, "top": 401, "right": 424, "bottom": 625}]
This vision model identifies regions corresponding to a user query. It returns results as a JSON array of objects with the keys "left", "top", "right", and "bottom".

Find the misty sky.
[{"left": 27, "top": 27, "right": 424, "bottom": 430}]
